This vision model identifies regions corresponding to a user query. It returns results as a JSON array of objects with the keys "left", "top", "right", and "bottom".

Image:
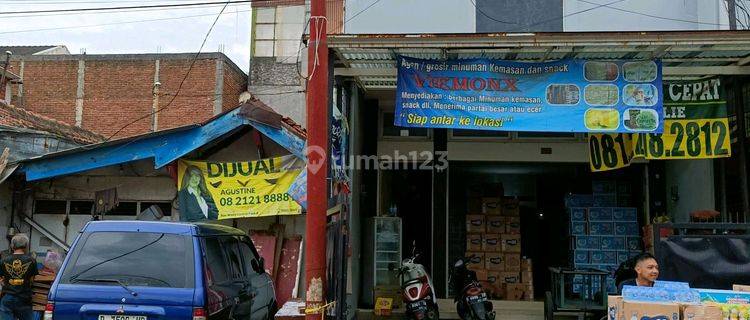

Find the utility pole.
[
  {"left": 729, "top": 0, "right": 738, "bottom": 30},
  {"left": 305, "top": 0, "right": 328, "bottom": 318}
]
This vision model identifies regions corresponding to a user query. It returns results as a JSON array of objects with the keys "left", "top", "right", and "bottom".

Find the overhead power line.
[
  {"left": 0, "top": 0, "right": 251, "bottom": 15},
  {"left": 466, "top": 0, "right": 628, "bottom": 29},
  {"left": 576, "top": 0, "right": 729, "bottom": 27},
  {"left": 0, "top": 0, "right": 203, "bottom": 3},
  {"left": 104, "top": 1, "right": 232, "bottom": 141},
  {"left": 525, "top": 0, "right": 626, "bottom": 29},
  {"left": 0, "top": 2, "right": 248, "bottom": 19},
  {"left": 0, "top": 8, "right": 249, "bottom": 34},
  {"left": 468, "top": 0, "right": 513, "bottom": 24}
]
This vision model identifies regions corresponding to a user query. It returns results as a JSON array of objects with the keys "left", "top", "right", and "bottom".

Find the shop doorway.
[
  {"left": 448, "top": 162, "right": 645, "bottom": 299},
  {"left": 380, "top": 167, "right": 433, "bottom": 272}
]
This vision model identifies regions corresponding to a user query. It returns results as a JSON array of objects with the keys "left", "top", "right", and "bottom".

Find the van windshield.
[{"left": 60, "top": 232, "right": 194, "bottom": 288}]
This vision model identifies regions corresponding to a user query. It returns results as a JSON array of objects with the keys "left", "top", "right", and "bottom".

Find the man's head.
[
  {"left": 633, "top": 253, "right": 659, "bottom": 284},
  {"left": 10, "top": 234, "right": 29, "bottom": 252},
  {"left": 634, "top": 88, "right": 645, "bottom": 103}
]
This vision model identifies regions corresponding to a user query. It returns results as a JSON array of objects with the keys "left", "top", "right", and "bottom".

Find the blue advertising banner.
[{"left": 395, "top": 56, "right": 664, "bottom": 133}]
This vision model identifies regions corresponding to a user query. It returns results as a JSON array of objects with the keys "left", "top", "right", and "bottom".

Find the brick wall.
[
  {"left": 83, "top": 59, "right": 154, "bottom": 138},
  {"left": 10, "top": 60, "right": 79, "bottom": 126},
  {"left": 8, "top": 53, "right": 247, "bottom": 139},
  {"left": 222, "top": 61, "right": 248, "bottom": 112},
  {"left": 156, "top": 58, "right": 216, "bottom": 136}
]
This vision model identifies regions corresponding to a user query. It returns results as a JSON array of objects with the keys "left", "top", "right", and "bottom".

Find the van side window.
[
  {"left": 239, "top": 240, "right": 261, "bottom": 276},
  {"left": 221, "top": 237, "right": 244, "bottom": 279},
  {"left": 203, "top": 237, "right": 230, "bottom": 284}
]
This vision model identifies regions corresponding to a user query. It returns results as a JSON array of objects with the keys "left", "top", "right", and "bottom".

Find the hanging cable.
[
  {"left": 0, "top": 0, "right": 250, "bottom": 16},
  {"left": 103, "top": 0, "right": 231, "bottom": 141}
]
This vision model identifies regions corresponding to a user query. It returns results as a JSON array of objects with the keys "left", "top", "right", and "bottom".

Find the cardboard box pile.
[
  {"left": 608, "top": 281, "right": 750, "bottom": 320},
  {"left": 32, "top": 274, "right": 55, "bottom": 311},
  {"left": 567, "top": 180, "right": 642, "bottom": 295},
  {"left": 465, "top": 191, "right": 532, "bottom": 301}
]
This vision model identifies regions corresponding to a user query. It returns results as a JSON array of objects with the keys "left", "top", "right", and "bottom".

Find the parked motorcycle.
[
  {"left": 396, "top": 245, "right": 439, "bottom": 320},
  {"left": 449, "top": 257, "right": 495, "bottom": 320}
]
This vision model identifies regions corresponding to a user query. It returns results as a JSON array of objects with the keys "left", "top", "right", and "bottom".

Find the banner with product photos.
[{"left": 395, "top": 56, "right": 663, "bottom": 133}]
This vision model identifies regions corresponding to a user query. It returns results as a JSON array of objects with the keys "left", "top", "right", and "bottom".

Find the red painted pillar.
[{"left": 304, "top": 0, "right": 328, "bottom": 318}]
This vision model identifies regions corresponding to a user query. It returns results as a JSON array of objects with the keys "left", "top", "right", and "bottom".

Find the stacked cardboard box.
[
  {"left": 566, "top": 180, "right": 642, "bottom": 295},
  {"left": 609, "top": 281, "right": 748, "bottom": 320},
  {"left": 466, "top": 195, "right": 532, "bottom": 301}
]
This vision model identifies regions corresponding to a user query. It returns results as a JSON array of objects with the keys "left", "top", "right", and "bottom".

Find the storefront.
[
  {"left": 329, "top": 31, "right": 750, "bottom": 315},
  {"left": 7, "top": 99, "right": 311, "bottom": 309}
]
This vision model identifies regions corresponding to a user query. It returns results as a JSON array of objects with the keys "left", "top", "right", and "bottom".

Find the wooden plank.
[
  {"left": 250, "top": 232, "right": 278, "bottom": 276},
  {"left": 271, "top": 224, "right": 285, "bottom": 279},
  {"left": 0, "top": 147, "right": 9, "bottom": 174},
  {"left": 275, "top": 236, "right": 302, "bottom": 307},
  {"left": 34, "top": 274, "right": 55, "bottom": 282}
]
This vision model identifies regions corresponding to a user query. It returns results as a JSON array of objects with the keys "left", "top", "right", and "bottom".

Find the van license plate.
[{"left": 98, "top": 315, "right": 147, "bottom": 320}]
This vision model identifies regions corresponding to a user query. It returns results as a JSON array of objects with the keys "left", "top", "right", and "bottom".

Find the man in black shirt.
[
  {"left": 617, "top": 252, "right": 659, "bottom": 294},
  {"left": 0, "top": 234, "right": 38, "bottom": 320}
]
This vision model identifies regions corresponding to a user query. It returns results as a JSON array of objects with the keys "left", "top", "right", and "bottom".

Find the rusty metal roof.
[{"left": 329, "top": 30, "right": 750, "bottom": 89}]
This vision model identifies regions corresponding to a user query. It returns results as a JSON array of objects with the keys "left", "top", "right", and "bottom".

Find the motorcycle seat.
[{"left": 402, "top": 279, "right": 422, "bottom": 287}]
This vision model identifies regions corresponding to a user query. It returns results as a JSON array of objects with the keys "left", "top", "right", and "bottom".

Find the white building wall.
[
  {"left": 563, "top": 0, "right": 728, "bottom": 31},
  {"left": 341, "top": 0, "right": 730, "bottom": 33},
  {"left": 344, "top": 0, "right": 475, "bottom": 34}
]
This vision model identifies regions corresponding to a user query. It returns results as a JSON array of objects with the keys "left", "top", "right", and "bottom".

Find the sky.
[{"left": 0, "top": 0, "right": 252, "bottom": 72}]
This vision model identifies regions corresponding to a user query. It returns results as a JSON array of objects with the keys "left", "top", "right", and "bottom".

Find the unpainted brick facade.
[{"left": 8, "top": 53, "right": 247, "bottom": 139}]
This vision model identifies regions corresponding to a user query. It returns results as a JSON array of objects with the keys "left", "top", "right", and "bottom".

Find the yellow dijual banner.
[{"left": 177, "top": 155, "right": 303, "bottom": 221}]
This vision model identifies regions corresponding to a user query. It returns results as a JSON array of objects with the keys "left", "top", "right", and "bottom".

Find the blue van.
[{"left": 46, "top": 221, "right": 276, "bottom": 320}]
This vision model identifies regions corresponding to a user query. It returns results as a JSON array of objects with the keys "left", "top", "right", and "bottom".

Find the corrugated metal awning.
[{"left": 329, "top": 30, "right": 750, "bottom": 89}]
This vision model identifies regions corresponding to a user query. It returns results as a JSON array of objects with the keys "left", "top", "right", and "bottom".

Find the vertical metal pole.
[{"left": 305, "top": 0, "right": 329, "bottom": 318}]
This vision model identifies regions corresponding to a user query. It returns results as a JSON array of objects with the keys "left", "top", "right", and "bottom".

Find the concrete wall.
[
  {"left": 563, "top": 0, "right": 728, "bottom": 31},
  {"left": 476, "top": 0, "right": 563, "bottom": 32},
  {"left": 344, "top": 0, "right": 475, "bottom": 34},
  {"left": 248, "top": 55, "right": 306, "bottom": 125},
  {"left": 29, "top": 160, "right": 177, "bottom": 251},
  {"left": 665, "top": 159, "right": 716, "bottom": 223},
  {"left": 341, "top": 0, "right": 728, "bottom": 33}
]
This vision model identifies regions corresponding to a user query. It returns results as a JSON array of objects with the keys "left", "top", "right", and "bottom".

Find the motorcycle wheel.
[
  {"left": 425, "top": 302, "right": 440, "bottom": 320},
  {"left": 456, "top": 302, "right": 468, "bottom": 320}
]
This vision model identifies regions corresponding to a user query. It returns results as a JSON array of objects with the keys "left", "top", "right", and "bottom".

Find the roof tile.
[{"left": 0, "top": 101, "right": 105, "bottom": 144}]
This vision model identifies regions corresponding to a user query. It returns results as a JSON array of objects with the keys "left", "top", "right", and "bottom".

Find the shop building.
[
  {"left": 3, "top": 98, "right": 310, "bottom": 306},
  {"left": 0, "top": 100, "right": 105, "bottom": 251},
  {"left": 324, "top": 30, "right": 750, "bottom": 317}
]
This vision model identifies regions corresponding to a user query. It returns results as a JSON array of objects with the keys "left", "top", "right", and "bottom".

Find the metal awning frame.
[{"left": 329, "top": 31, "right": 750, "bottom": 89}]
